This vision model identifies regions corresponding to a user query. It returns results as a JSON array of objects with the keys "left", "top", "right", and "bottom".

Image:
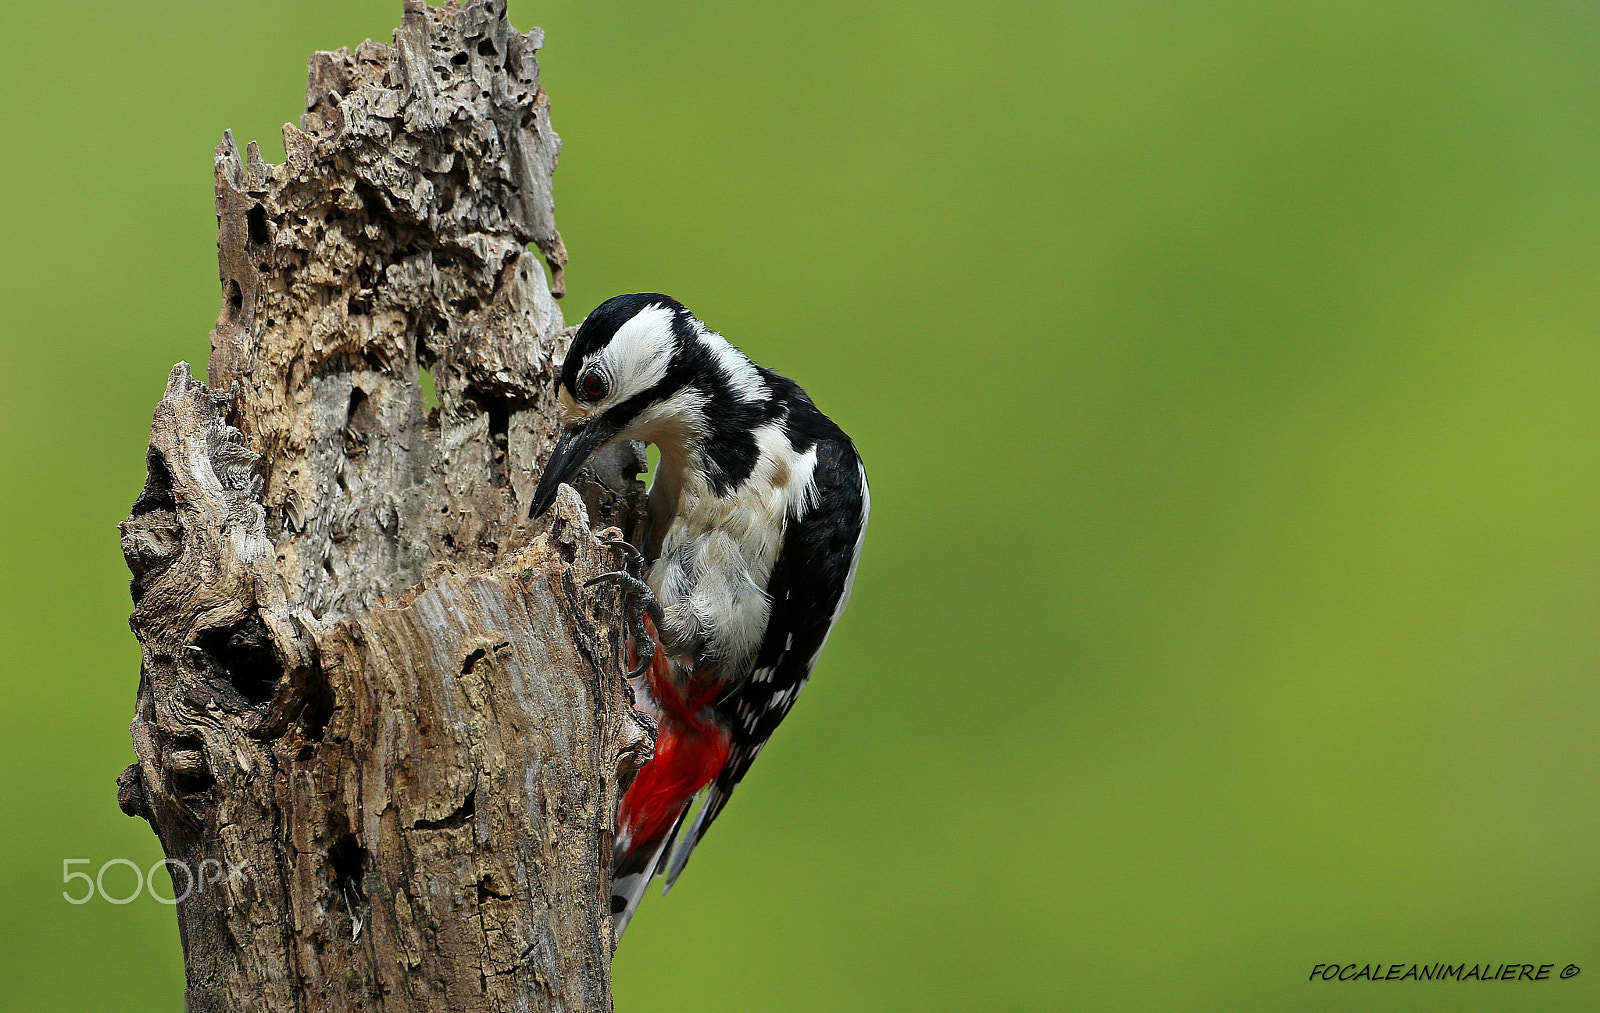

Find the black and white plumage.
[{"left": 531, "top": 294, "right": 868, "bottom": 940}]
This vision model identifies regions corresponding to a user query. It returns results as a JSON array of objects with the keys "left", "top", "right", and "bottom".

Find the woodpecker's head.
[{"left": 531, "top": 293, "right": 770, "bottom": 517}]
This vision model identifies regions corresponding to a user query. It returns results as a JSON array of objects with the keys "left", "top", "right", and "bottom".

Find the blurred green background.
[{"left": 2, "top": 1, "right": 1597, "bottom": 1010}]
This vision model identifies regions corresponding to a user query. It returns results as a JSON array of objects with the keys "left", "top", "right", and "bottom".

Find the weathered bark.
[{"left": 115, "top": 3, "right": 649, "bottom": 1010}]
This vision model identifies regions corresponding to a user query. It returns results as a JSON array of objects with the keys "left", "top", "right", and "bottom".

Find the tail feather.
[
  {"left": 661, "top": 788, "right": 721, "bottom": 892},
  {"left": 609, "top": 716, "right": 728, "bottom": 940},
  {"left": 609, "top": 827, "right": 674, "bottom": 942}
]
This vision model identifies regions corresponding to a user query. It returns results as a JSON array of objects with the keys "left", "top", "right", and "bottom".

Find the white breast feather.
[{"left": 647, "top": 419, "right": 820, "bottom": 679}]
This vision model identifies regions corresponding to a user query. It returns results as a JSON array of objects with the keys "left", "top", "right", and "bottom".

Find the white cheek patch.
[
  {"left": 587, "top": 303, "right": 678, "bottom": 406},
  {"left": 695, "top": 325, "right": 768, "bottom": 404}
]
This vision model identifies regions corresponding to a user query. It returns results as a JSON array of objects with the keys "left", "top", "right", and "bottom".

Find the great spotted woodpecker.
[{"left": 530, "top": 294, "right": 868, "bottom": 940}]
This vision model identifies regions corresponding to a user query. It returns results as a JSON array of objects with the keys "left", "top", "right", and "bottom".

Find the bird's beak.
[{"left": 531, "top": 418, "right": 616, "bottom": 518}]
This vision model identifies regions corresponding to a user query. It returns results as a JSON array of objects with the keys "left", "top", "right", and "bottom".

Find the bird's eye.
[{"left": 579, "top": 370, "right": 609, "bottom": 401}]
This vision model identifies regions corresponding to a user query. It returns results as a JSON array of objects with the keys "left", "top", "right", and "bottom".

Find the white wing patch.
[{"left": 749, "top": 421, "right": 818, "bottom": 523}]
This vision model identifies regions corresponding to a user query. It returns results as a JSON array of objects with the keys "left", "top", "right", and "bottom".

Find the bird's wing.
[{"left": 661, "top": 441, "right": 868, "bottom": 888}]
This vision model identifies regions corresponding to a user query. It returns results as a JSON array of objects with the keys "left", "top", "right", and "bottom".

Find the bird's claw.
[
  {"left": 586, "top": 539, "right": 663, "bottom": 681},
  {"left": 593, "top": 538, "right": 646, "bottom": 581}
]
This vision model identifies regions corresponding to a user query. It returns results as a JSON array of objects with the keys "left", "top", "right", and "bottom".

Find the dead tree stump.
[{"left": 115, "top": 3, "right": 650, "bottom": 1009}]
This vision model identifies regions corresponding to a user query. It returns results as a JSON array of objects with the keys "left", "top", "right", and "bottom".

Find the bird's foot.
[{"left": 586, "top": 539, "right": 665, "bottom": 680}]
